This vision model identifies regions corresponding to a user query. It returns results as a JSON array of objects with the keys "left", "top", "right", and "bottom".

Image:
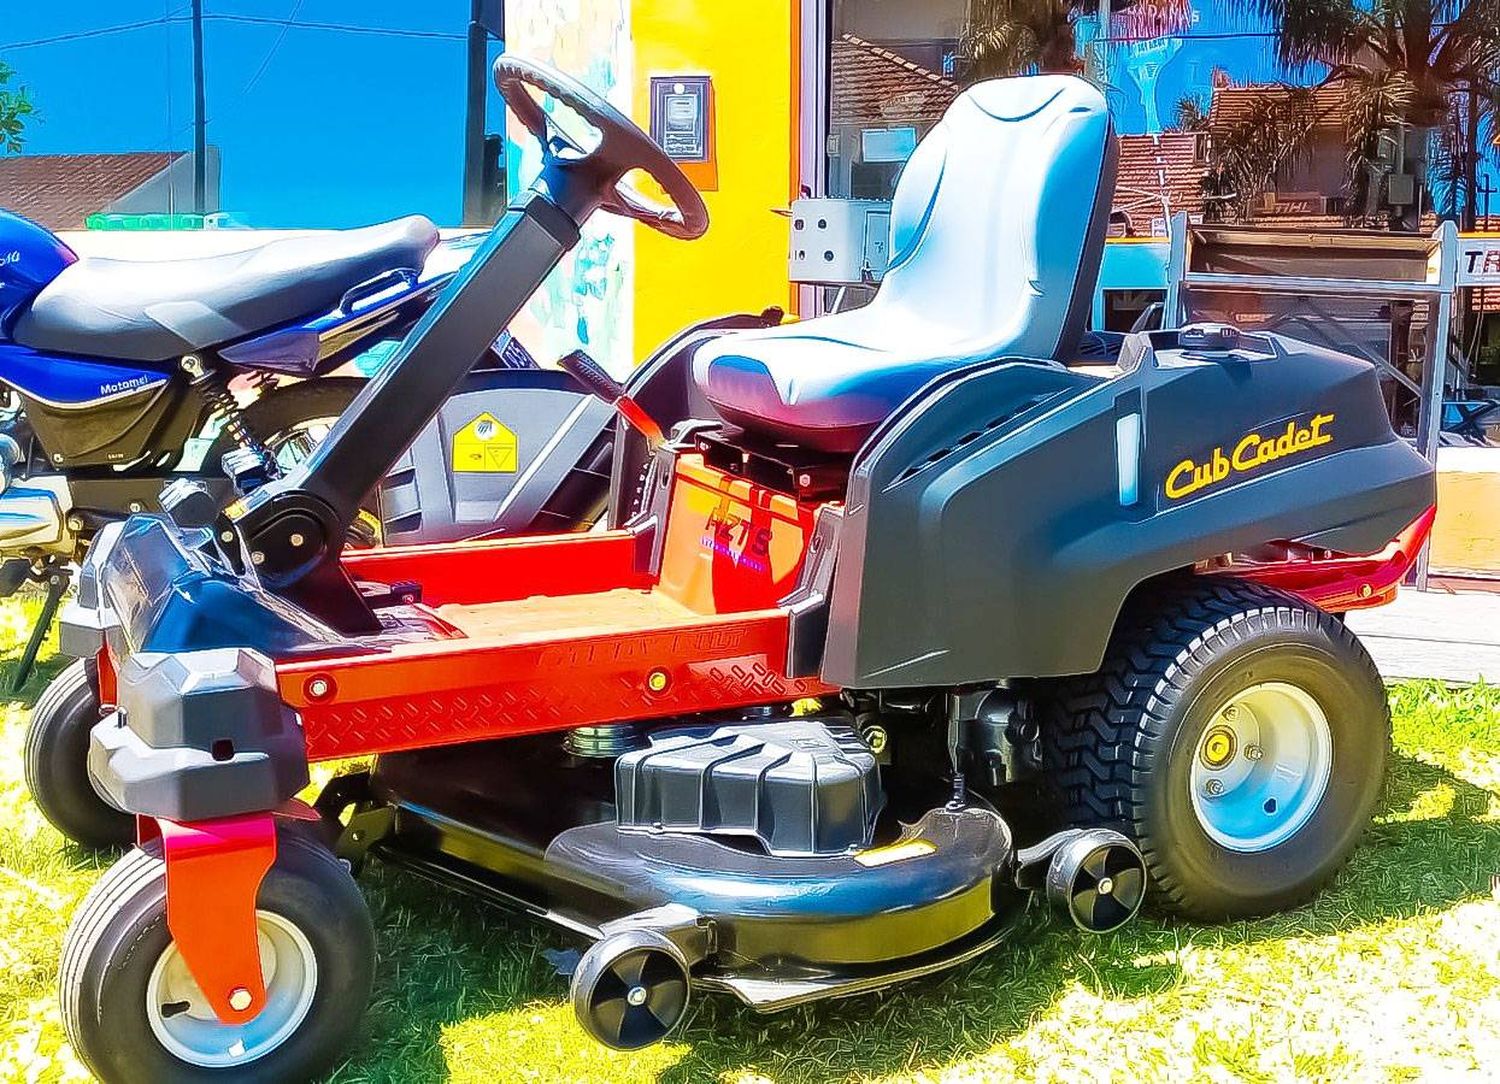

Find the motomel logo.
[{"left": 99, "top": 375, "right": 154, "bottom": 397}]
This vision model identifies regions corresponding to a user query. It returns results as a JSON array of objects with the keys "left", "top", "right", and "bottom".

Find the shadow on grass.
[
  {"left": 0, "top": 649, "right": 69, "bottom": 709},
  {"left": 326, "top": 750, "right": 1499, "bottom": 1083}
]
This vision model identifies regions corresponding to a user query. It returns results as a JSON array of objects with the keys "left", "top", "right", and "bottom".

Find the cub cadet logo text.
[{"left": 1165, "top": 413, "right": 1334, "bottom": 501}]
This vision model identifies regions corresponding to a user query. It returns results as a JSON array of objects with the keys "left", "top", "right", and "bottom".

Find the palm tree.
[
  {"left": 1219, "top": 0, "right": 1500, "bottom": 229},
  {"left": 962, "top": 0, "right": 1087, "bottom": 77},
  {"left": 1171, "top": 95, "right": 1210, "bottom": 133},
  {"left": 960, "top": 0, "right": 1190, "bottom": 79},
  {"left": 1199, "top": 85, "right": 1325, "bottom": 222}
]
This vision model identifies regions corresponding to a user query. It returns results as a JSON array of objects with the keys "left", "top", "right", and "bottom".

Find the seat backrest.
[{"left": 870, "top": 74, "right": 1116, "bottom": 360}]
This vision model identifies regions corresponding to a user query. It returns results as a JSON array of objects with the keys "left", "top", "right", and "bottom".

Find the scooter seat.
[
  {"left": 12, "top": 215, "right": 440, "bottom": 363},
  {"left": 695, "top": 76, "right": 1115, "bottom": 453}
]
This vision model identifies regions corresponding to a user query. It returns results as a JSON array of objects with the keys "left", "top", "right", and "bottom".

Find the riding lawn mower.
[{"left": 51, "top": 58, "right": 1433, "bottom": 1081}]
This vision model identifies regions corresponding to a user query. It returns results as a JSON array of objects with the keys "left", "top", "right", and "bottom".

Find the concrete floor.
[{"left": 1345, "top": 587, "right": 1500, "bottom": 684}]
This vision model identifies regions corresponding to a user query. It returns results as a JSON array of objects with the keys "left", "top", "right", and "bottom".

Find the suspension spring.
[{"left": 183, "top": 356, "right": 276, "bottom": 473}]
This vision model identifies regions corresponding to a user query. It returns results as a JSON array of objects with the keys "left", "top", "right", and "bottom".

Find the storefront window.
[{"left": 827, "top": 0, "right": 967, "bottom": 202}]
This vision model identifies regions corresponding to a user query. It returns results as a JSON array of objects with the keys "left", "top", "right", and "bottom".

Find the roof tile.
[{"left": 0, "top": 152, "right": 183, "bottom": 230}]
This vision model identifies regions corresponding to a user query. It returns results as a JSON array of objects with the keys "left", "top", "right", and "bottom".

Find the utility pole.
[
  {"left": 1087, "top": 0, "right": 1111, "bottom": 87},
  {"left": 191, "top": 0, "right": 207, "bottom": 215},
  {"left": 461, "top": 1, "right": 504, "bottom": 226},
  {"left": 1464, "top": 84, "right": 1479, "bottom": 233}
]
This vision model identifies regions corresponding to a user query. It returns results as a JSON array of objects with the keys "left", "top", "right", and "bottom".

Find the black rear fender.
[{"left": 822, "top": 333, "right": 1434, "bottom": 687}]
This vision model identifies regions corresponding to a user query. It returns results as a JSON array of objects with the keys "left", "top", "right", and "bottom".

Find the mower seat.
[
  {"left": 13, "top": 215, "right": 439, "bottom": 363},
  {"left": 694, "top": 76, "right": 1116, "bottom": 453}
]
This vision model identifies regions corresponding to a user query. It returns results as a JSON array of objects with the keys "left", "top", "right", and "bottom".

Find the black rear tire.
[
  {"left": 1040, "top": 577, "right": 1389, "bottom": 921},
  {"left": 23, "top": 659, "right": 135, "bottom": 849},
  {"left": 61, "top": 828, "right": 373, "bottom": 1084}
]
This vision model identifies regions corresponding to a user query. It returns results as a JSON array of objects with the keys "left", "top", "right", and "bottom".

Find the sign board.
[
  {"left": 1459, "top": 238, "right": 1500, "bottom": 286},
  {"left": 650, "top": 76, "right": 712, "bottom": 163},
  {"left": 452, "top": 412, "right": 518, "bottom": 474}
]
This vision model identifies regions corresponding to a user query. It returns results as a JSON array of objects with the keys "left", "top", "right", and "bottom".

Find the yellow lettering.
[
  {"left": 1165, "top": 459, "right": 1199, "bottom": 499},
  {"left": 1170, "top": 411, "right": 1336, "bottom": 500},
  {"left": 1232, "top": 433, "right": 1260, "bottom": 471}
]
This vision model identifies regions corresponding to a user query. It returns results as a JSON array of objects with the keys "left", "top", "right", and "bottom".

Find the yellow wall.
[
  {"left": 1431, "top": 450, "right": 1500, "bottom": 576},
  {"left": 631, "top": 1, "right": 795, "bottom": 361}
]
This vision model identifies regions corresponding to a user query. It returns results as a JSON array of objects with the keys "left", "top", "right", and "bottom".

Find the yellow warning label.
[{"left": 452, "top": 413, "right": 518, "bottom": 474}]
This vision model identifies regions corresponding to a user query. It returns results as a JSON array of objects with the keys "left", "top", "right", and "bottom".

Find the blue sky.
[
  {"left": 5, "top": 4, "right": 1496, "bottom": 228},
  {"left": 2, "top": 2, "right": 507, "bottom": 226}
]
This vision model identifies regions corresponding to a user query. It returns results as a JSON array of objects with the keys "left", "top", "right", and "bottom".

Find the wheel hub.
[
  {"left": 145, "top": 911, "right": 318, "bottom": 1069},
  {"left": 1199, "top": 725, "right": 1236, "bottom": 769},
  {"left": 1189, "top": 681, "right": 1333, "bottom": 853}
]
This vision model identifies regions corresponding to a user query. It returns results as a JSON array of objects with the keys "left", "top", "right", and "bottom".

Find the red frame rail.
[{"left": 1218, "top": 506, "right": 1436, "bottom": 611}]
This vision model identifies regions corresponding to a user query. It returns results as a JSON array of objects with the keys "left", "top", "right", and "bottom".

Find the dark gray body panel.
[
  {"left": 379, "top": 370, "right": 613, "bottom": 545},
  {"left": 380, "top": 312, "right": 784, "bottom": 545},
  {"left": 822, "top": 332, "right": 1435, "bottom": 688}
]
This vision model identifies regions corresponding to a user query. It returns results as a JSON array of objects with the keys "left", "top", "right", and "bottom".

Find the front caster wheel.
[
  {"left": 1045, "top": 828, "right": 1147, "bottom": 933},
  {"left": 1042, "top": 578, "right": 1389, "bottom": 921},
  {"left": 571, "top": 930, "right": 690, "bottom": 1050},
  {"left": 61, "top": 828, "right": 373, "bottom": 1083},
  {"left": 23, "top": 658, "right": 135, "bottom": 849}
]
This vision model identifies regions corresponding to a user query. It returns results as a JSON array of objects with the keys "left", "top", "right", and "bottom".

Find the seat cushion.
[
  {"left": 13, "top": 215, "right": 439, "bottom": 362},
  {"left": 695, "top": 74, "right": 1115, "bottom": 453},
  {"left": 695, "top": 316, "right": 1001, "bottom": 453}
]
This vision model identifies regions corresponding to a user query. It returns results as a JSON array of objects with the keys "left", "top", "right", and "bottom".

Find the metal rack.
[{"left": 1162, "top": 214, "right": 1460, "bottom": 587}]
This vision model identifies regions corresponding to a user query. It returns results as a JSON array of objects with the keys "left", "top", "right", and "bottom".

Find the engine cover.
[{"left": 614, "top": 718, "right": 882, "bottom": 857}]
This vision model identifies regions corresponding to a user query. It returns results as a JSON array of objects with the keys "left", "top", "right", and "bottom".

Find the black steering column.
[{"left": 217, "top": 57, "right": 708, "bottom": 629}]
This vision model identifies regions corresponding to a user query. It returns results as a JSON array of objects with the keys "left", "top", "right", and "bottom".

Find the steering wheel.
[{"left": 494, "top": 56, "right": 709, "bottom": 242}]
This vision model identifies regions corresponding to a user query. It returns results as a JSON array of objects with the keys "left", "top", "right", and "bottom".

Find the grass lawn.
[{"left": 1, "top": 593, "right": 1498, "bottom": 1083}]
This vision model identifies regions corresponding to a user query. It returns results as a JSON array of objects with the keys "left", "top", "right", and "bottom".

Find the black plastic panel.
[
  {"left": 21, "top": 377, "right": 200, "bottom": 467},
  {"left": 615, "top": 719, "right": 881, "bottom": 857},
  {"left": 825, "top": 334, "right": 1435, "bottom": 687},
  {"left": 378, "top": 369, "right": 614, "bottom": 545},
  {"left": 88, "top": 646, "right": 308, "bottom": 820}
]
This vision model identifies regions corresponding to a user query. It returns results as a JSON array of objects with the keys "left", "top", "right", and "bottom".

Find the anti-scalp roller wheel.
[
  {"left": 1045, "top": 828, "right": 1146, "bottom": 933},
  {"left": 570, "top": 929, "right": 690, "bottom": 1050}
]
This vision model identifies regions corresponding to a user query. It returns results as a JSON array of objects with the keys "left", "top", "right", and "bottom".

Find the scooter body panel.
[
  {"left": 0, "top": 342, "right": 170, "bottom": 408},
  {"left": 0, "top": 210, "right": 75, "bottom": 332}
]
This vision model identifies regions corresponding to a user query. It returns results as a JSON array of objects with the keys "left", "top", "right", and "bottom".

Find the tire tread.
[{"left": 1040, "top": 575, "right": 1389, "bottom": 918}]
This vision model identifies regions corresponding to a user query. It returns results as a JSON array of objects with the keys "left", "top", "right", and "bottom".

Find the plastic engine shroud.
[{"left": 614, "top": 719, "right": 883, "bottom": 857}]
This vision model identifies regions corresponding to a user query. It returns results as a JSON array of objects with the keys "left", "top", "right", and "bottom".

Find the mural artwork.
[{"left": 506, "top": 0, "right": 635, "bottom": 377}]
